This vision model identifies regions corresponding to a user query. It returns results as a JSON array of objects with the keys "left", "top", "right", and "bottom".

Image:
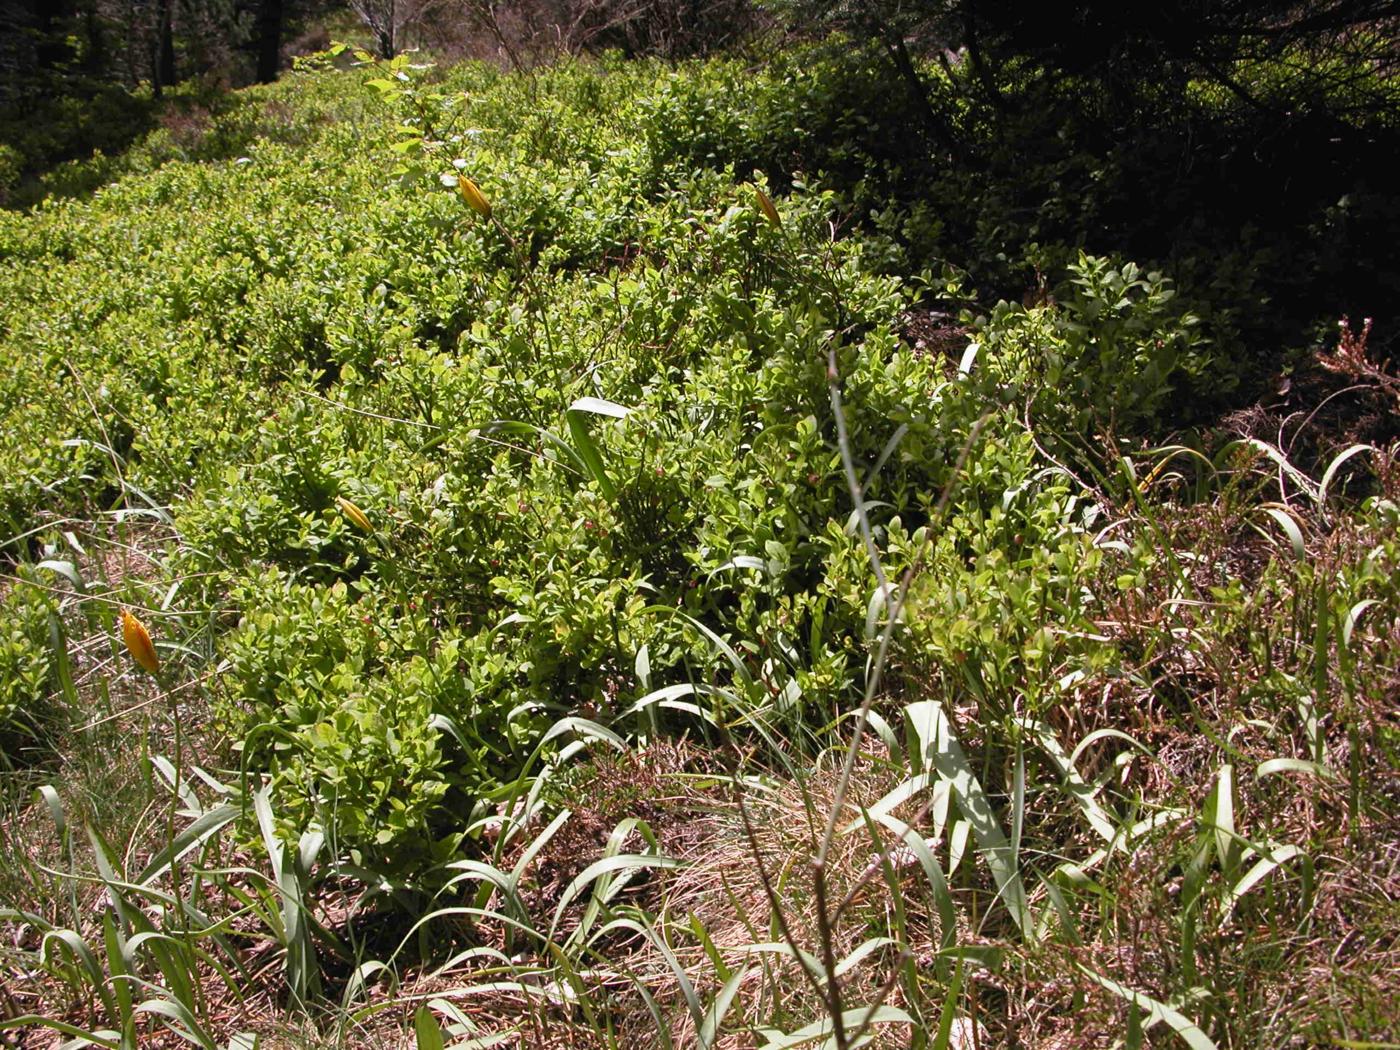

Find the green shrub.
[
  {"left": 1, "top": 48, "right": 1375, "bottom": 896},
  {"left": 0, "top": 573, "right": 57, "bottom": 761},
  {"left": 968, "top": 253, "right": 1216, "bottom": 441}
]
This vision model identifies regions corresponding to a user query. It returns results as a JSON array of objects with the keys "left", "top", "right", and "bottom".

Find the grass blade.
[
  {"left": 1079, "top": 965, "right": 1217, "bottom": 1050},
  {"left": 907, "top": 700, "right": 1031, "bottom": 939},
  {"left": 415, "top": 1005, "right": 446, "bottom": 1050}
]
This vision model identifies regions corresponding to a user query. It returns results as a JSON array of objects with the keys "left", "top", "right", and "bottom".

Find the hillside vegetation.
[{"left": 1, "top": 44, "right": 1397, "bottom": 1049}]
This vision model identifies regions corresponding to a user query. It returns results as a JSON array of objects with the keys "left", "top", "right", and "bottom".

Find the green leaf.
[
  {"left": 414, "top": 1006, "right": 446, "bottom": 1050},
  {"left": 33, "top": 784, "right": 67, "bottom": 841},
  {"left": 1222, "top": 843, "right": 1302, "bottom": 922},
  {"left": 1318, "top": 443, "right": 1374, "bottom": 504},
  {"left": 1255, "top": 757, "right": 1335, "bottom": 780},
  {"left": 134, "top": 996, "right": 216, "bottom": 1049},
  {"left": 698, "top": 966, "right": 748, "bottom": 1050},
  {"left": 567, "top": 396, "right": 630, "bottom": 420},
  {"left": 907, "top": 700, "right": 1032, "bottom": 939},
  {"left": 1029, "top": 719, "right": 1118, "bottom": 843},
  {"left": 564, "top": 398, "right": 630, "bottom": 501},
  {"left": 0, "top": 1015, "right": 119, "bottom": 1048},
  {"left": 1259, "top": 505, "right": 1306, "bottom": 559},
  {"left": 1209, "top": 765, "right": 1237, "bottom": 874},
  {"left": 137, "top": 804, "right": 241, "bottom": 886},
  {"left": 48, "top": 611, "right": 79, "bottom": 709},
  {"left": 548, "top": 853, "right": 684, "bottom": 941},
  {"left": 758, "top": 1005, "right": 914, "bottom": 1050},
  {"left": 1078, "top": 966, "right": 1217, "bottom": 1050}
]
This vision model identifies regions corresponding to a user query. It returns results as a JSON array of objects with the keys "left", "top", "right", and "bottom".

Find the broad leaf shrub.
[
  {"left": 968, "top": 253, "right": 1212, "bottom": 442},
  {"left": 222, "top": 574, "right": 464, "bottom": 871},
  {"left": 0, "top": 572, "right": 56, "bottom": 760},
  {"left": 0, "top": 52, "right": 1235, "bottom": 874},
  {"left": 0, "top": 48, "right": 1392, "bottom": 922},
  {"left": 0, "top": 45, "right": 1398, "bottom": 1050},
  {"left": 636, "top": 34, "right": 1400, "bottom": 389}
]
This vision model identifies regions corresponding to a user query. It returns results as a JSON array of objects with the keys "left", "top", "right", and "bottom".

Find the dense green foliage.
[
  {"left": 0, "top": 572, "right": 57, "bottom": 756},
  {"left": 0, "top": 52, "right": 1219, "bottom": 866},
  {"left": 1, "top": 43, "right": 1397, "bottom": 1049}
]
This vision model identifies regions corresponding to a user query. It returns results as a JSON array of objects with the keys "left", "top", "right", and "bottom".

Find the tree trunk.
[
  {"left": 81, "top": 2, "right": 105, "bottom": 76},
  {"left": 0, "top": 0, "right": 39, "bottom": 102},
  {"left": 255, "top": 0, "right": 283, "bottom": 82},
  {"left": 155, "top": 0, "right": 175, "bottom": 92},
  {"left": 378, "top": 0, "right": 396, "bottom": 57},
  {"left": 878, "top": 24, "right": 962, "bottom": 159},
  {"left": 35, "top": 0, "right": 78, "bottom": 70}
]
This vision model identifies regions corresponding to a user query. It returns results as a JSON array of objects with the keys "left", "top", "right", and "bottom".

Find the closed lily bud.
[
  {"left": 120, "top": 609, "right": 160, "bottom": 675},
  {"left": 458, "top": 177, "right": 492, "bottom": 219},
  {"left": 754, "top": 186, "right": 781, "bottom": 229},
  {"left": 336, "top": 495, "right": 373, "bottom": 533}
]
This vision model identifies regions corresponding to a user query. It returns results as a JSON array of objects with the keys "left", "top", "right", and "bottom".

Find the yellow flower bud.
[
  {"left": 754, "top": 186, "right": 781, "bottom": 229},
  {"left": 120, "top": 609, "right": 160, "bottom": 675},
  {"left": 458, "top": 177, "right": 492, "bottom": 219},
  {"left": 336, "top": 495, "right": 373, "bottom": 533}
]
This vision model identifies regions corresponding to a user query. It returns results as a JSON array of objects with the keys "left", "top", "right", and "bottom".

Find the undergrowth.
[{"left": 0, "top": 44, "right": 1396, "bottom": 1050}]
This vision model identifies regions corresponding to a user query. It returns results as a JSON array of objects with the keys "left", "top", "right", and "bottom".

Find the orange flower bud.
[
  {"left": 754, "top": 187, "right": 781, "bottom": 229},
  {"left": 458, "top": 177, "right": 492, "bottom": 219},
  {"left": 336, "top": 496, "right": 373, "bottom": 533},
  {"left": 120, "top": 609, "right": 160, "bottom": 675}
]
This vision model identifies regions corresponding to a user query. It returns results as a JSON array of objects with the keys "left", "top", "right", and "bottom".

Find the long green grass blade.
[
  {"left": 1079, "top": 966, "right": 1217, "bottom": 1050},
  {"left": 414, "top": 1005, "right": 447, "bottom": 1050},
  {"left": 907, "top": 700, "right": 1031, "bottom": 938},
  {"left": 758, "top": 1005, "right": 914, "bottom": 1050},
  {"left": 699, "top": 966, "right": 749, "bottom": 1050}
]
